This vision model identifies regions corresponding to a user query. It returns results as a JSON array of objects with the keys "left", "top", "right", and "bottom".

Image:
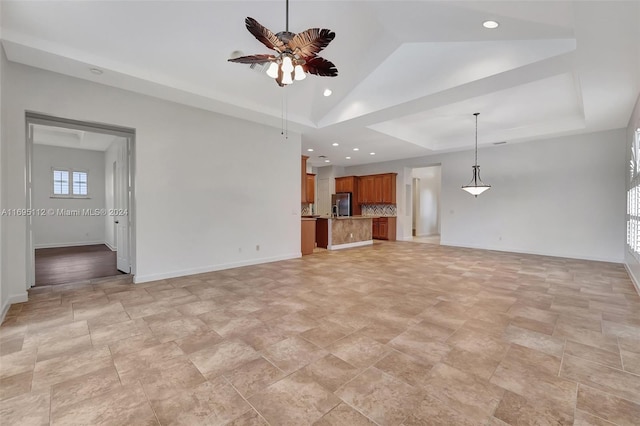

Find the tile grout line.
[
  {"left": 137, "top": 378, "right": 162, "bottom": 426},
  {"left": 221, "top": 375, "right": 273, "bottom": 426}
]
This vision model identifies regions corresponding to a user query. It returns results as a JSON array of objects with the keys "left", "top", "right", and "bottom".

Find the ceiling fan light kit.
[
  {"left": 462, "top": 113, "right": 491, "bottom": 197},
  {"left": 228, "top": 0, "right": 338, "bottom": 86}
]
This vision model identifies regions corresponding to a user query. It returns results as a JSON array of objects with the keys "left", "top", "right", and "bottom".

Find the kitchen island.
[{"left": 316, "top": 216, "right": 373, "bottom": 250}]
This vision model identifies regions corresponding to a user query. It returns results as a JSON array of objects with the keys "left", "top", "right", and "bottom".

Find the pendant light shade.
[{"left": 461, "top": 113, "right": 491, "bottom": 197}]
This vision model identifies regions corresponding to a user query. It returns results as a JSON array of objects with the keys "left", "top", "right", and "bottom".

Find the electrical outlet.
[{"left": 349, "top": 233, "right": 353, "bottom": 238}]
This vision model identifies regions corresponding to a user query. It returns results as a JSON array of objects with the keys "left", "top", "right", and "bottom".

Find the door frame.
[{"left": 24, "top": 112, "right": 137, "bottom": 288}]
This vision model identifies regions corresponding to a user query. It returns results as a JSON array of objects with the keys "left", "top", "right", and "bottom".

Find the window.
[
  {"left": 52, "top": 168, "right": 89, "bottom": 197},
  {"left": 627, "top": 128, "right": 640, "bottom": 259}
]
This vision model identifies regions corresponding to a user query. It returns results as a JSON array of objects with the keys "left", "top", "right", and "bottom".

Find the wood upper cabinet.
[
  {"left": 301, "top": 156, "right": 309, "bottom": 203},
  {"left": 335, "top": 176, "right": 357, "bottom": 193},
  {"left": 381, "top": 173, "right": 396, "bottom": 203},
  {"left": 306, "top": 174, "right": 316, "bottom": 203},
  {"left": 358, "top": 175, "right": 375, "bottom": 204},
  {"left": 357, "top": 173, "right": 396, "bottom": 204}
]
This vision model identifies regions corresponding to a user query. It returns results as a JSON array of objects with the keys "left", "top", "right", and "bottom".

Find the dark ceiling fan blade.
[
  {"left": 228, "top": 54, "right": 276, "bottom": 64},
  {"left": 245, "top": 17, "right": 286, "bottom": 53},
  {"left": 304, "top": 57, "right": 338, "bottom": 77},
  {"left": 289, "top": 28, "right": 335, "bottom": 58}
]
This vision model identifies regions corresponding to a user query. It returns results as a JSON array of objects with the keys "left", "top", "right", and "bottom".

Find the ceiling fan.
[{"left": 228, "top": 0, "right": 338, "bottom": 86}]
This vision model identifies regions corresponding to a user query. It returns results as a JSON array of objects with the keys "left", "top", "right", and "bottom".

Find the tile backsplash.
[
  {"left": 362, "top": 204, "right": 397, "bottom": 217},
  {"left": 301, "top": 204, "right": 313, "bottom": 216}
]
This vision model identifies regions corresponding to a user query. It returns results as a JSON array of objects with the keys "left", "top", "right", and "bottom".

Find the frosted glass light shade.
[
  {"left": 281, "top": 56, "right": 294, "bottom": 73},
  {"left": 281, "top": 72, "right": 293, "bottom": 85},
  {"left": 294, "top": 65, "right": 306, "bottom": 80},
  {"left": 462, "top": 185, "right": 491, "bottom": 196},
  {"left": 461, "top": 165, "right": 491, "bottom": 197},
  {"left": 266, "top": 62, "right": 279, "bottom": 78}
]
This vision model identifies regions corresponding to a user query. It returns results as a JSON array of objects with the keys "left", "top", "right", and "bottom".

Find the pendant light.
[{"left": 461, "top": 113, "right": 491, "bottom": 197}]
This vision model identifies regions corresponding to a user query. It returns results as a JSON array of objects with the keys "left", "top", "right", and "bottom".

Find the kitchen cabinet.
[
  {"left": 372, "top": 218, "right": 380, "bottom": 239},
  {"left": 316, "top": 218, "right": 328, "bottom": 249},
  {"left": 306, "top": 174, "right": 316, "bottom": 203},
  {"left": 372, "top": 217, "right": 396, "bottom": 241},
  {"left": 334, "top": 176, "right": 361, "bottom": 215},
  {"left": 381, "top": 173, "right": 396, "bottom": 203},
  {"left": 335, "top": 176, "right": 356, "bottom": 193},
  {"left": 357, "top": 173, "right": 396, "bottom": 204},
  {"left": 357, "top": 175, "right": 375, "bottom": 204},
  {"left": 301, "top": 156, "right": 308, "bottom": 203},
  {"left": 301, "top": 218, "right": 316, "bottom": 255}
]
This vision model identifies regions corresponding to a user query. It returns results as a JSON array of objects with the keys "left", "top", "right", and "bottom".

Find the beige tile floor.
[
  {"left": 411, "top": 235, "right": 441, "bottom": 245},
  {"left": 1, "top": 241, "right": 639, "bottom": 425}
]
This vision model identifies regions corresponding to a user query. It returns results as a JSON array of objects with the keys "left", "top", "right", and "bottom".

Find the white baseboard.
[
  {"left": 35, "top": 240, "right": 106, "bottom": 249},
  {"left": 623, "top": 263, "right": 640, "bottom": 296},
  {"left": 1, "top": 293, "right": 29, "bottom": 324},
  {"left": 329, "top": 240, "right": 373, "bottom": 250},
  {"left": 133, "top": 252, "right": 301, "bottom": 284},
  {"left": 439, "top": 240, "right": 624, "bottom": 264},
  {"left": 105, "top": 242, "right": 116, "bottom": 251}
]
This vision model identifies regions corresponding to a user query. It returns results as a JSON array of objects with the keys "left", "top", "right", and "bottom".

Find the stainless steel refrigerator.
[{"left": 331, "top": 192, "right": 352, "bottom": 217}]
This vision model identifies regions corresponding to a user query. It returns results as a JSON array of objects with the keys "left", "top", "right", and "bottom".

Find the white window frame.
[
  {"left": 627, "top": 128, "right": 640, "bottom": 260},
  {"left": 51, "top": 167, "right": 90, "bottom": 199}
]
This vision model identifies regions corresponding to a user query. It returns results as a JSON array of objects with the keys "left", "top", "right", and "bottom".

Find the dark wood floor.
[{"left": 35, "top": 244, "right": 123, "bottom": 286}]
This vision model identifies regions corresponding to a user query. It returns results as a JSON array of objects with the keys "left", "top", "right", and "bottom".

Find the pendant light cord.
[{"left": 474, "top": 112, "right": 479, "bottom": 167}]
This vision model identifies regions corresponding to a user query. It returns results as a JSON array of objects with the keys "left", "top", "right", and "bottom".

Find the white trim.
[
  {"left": 34, "top": 240, "right": 106, "bottom": 249},
  {"left": 1, "top": 293, "right": 29, "bottom": 324},
  {"left": 105, "top": 241, "right": 117, "bottom": 251},
  {"left": 439, "top": 240, "right": 624, "bottom": 264},
  {"left": 328, "top": 240, "right": 374, "bottom": 250},
  {"left": 398, "top": 236, "right": 415, "bottom": 242},
  {"left": 624, "top": 263, "right": 640, "bottom": 296},
  {"left": 133, "top": 253, "right": 301, "bottom": 283}
]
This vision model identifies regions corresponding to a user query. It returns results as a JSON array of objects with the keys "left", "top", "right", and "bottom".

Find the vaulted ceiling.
[{"left": 2, "top": 1, "right": 639, "bottom": 167}]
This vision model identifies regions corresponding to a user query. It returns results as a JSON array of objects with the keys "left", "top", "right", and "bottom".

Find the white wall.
[
  {"left": 624, "top": 94, "right": 640, "bottom": 293},
  {"left": 1, "top": 61, "right": 301, "bottom": 306},
  {"left": 0, "top": 44, "right": 10, "bottom": 320},
  {"left": 32, "top": 144, "right": 106, "bottom": 248},
  {"left": 413, "top": 166, "right": 441, "bottom": 236},
  {"left": 346, "top": 129, "right": 626, "bottom": 262}
]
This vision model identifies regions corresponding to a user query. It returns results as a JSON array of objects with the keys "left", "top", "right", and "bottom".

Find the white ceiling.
[
  {"left": 33, "top": 124, "right": 119, "bottom": 152},
  {"left": 2, "top": 1, "right": 639, "bottom": 168}
]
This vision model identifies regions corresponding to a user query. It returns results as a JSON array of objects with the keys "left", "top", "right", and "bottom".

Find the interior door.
[
  {"left": 318, "top": 178, "right": 331, "bottom": 216},
  {"left": 115, "top": 140, "right": 130, "bottom": 273}
]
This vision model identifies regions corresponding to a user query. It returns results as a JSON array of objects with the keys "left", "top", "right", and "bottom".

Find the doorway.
[
  {"left": 25, "top": 113, "right": 136, "bottom": 287},
  {"left": 411, "top": 165, "right": 442, "bottom": 245}
]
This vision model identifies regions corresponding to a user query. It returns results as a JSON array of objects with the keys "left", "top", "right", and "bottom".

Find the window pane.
[
  {"left": 73, "top": 171, "right": 88, "bottom": 195},
  {"left": 53, "top": 170, "right": 69, "bottom": 195}
]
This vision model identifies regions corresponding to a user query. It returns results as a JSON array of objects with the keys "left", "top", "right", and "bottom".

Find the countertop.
[{"left": 316, "top": 215, "right": 384, "bottom": 220}]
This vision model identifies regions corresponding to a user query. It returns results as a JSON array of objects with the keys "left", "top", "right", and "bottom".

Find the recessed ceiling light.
[
  {"left": 483, "top": 20, "right": 499, "bottom": 29},
  {"left": 324, "top": 159, "right": 330, "bottom": 163},
  {"left": 353, "top": 148, "right": 359, "bottom": 151},
  {"left": 307, "top": 148, "right": 314, "bottom": 152},
  {"left": 345, "top": 156, "right": 351, "bottom": 160},
  {"left": 370, "top": 152, "right": 376, "bottom": 155},
  {"left": 323, "top": 89, "right": 332, "bottom": 97},
  {"left": 89, "top": 68, "right": 103, "bottom": 75},
  {"left": 332, "top": 143, "right": 339, "bottom": 146}
]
